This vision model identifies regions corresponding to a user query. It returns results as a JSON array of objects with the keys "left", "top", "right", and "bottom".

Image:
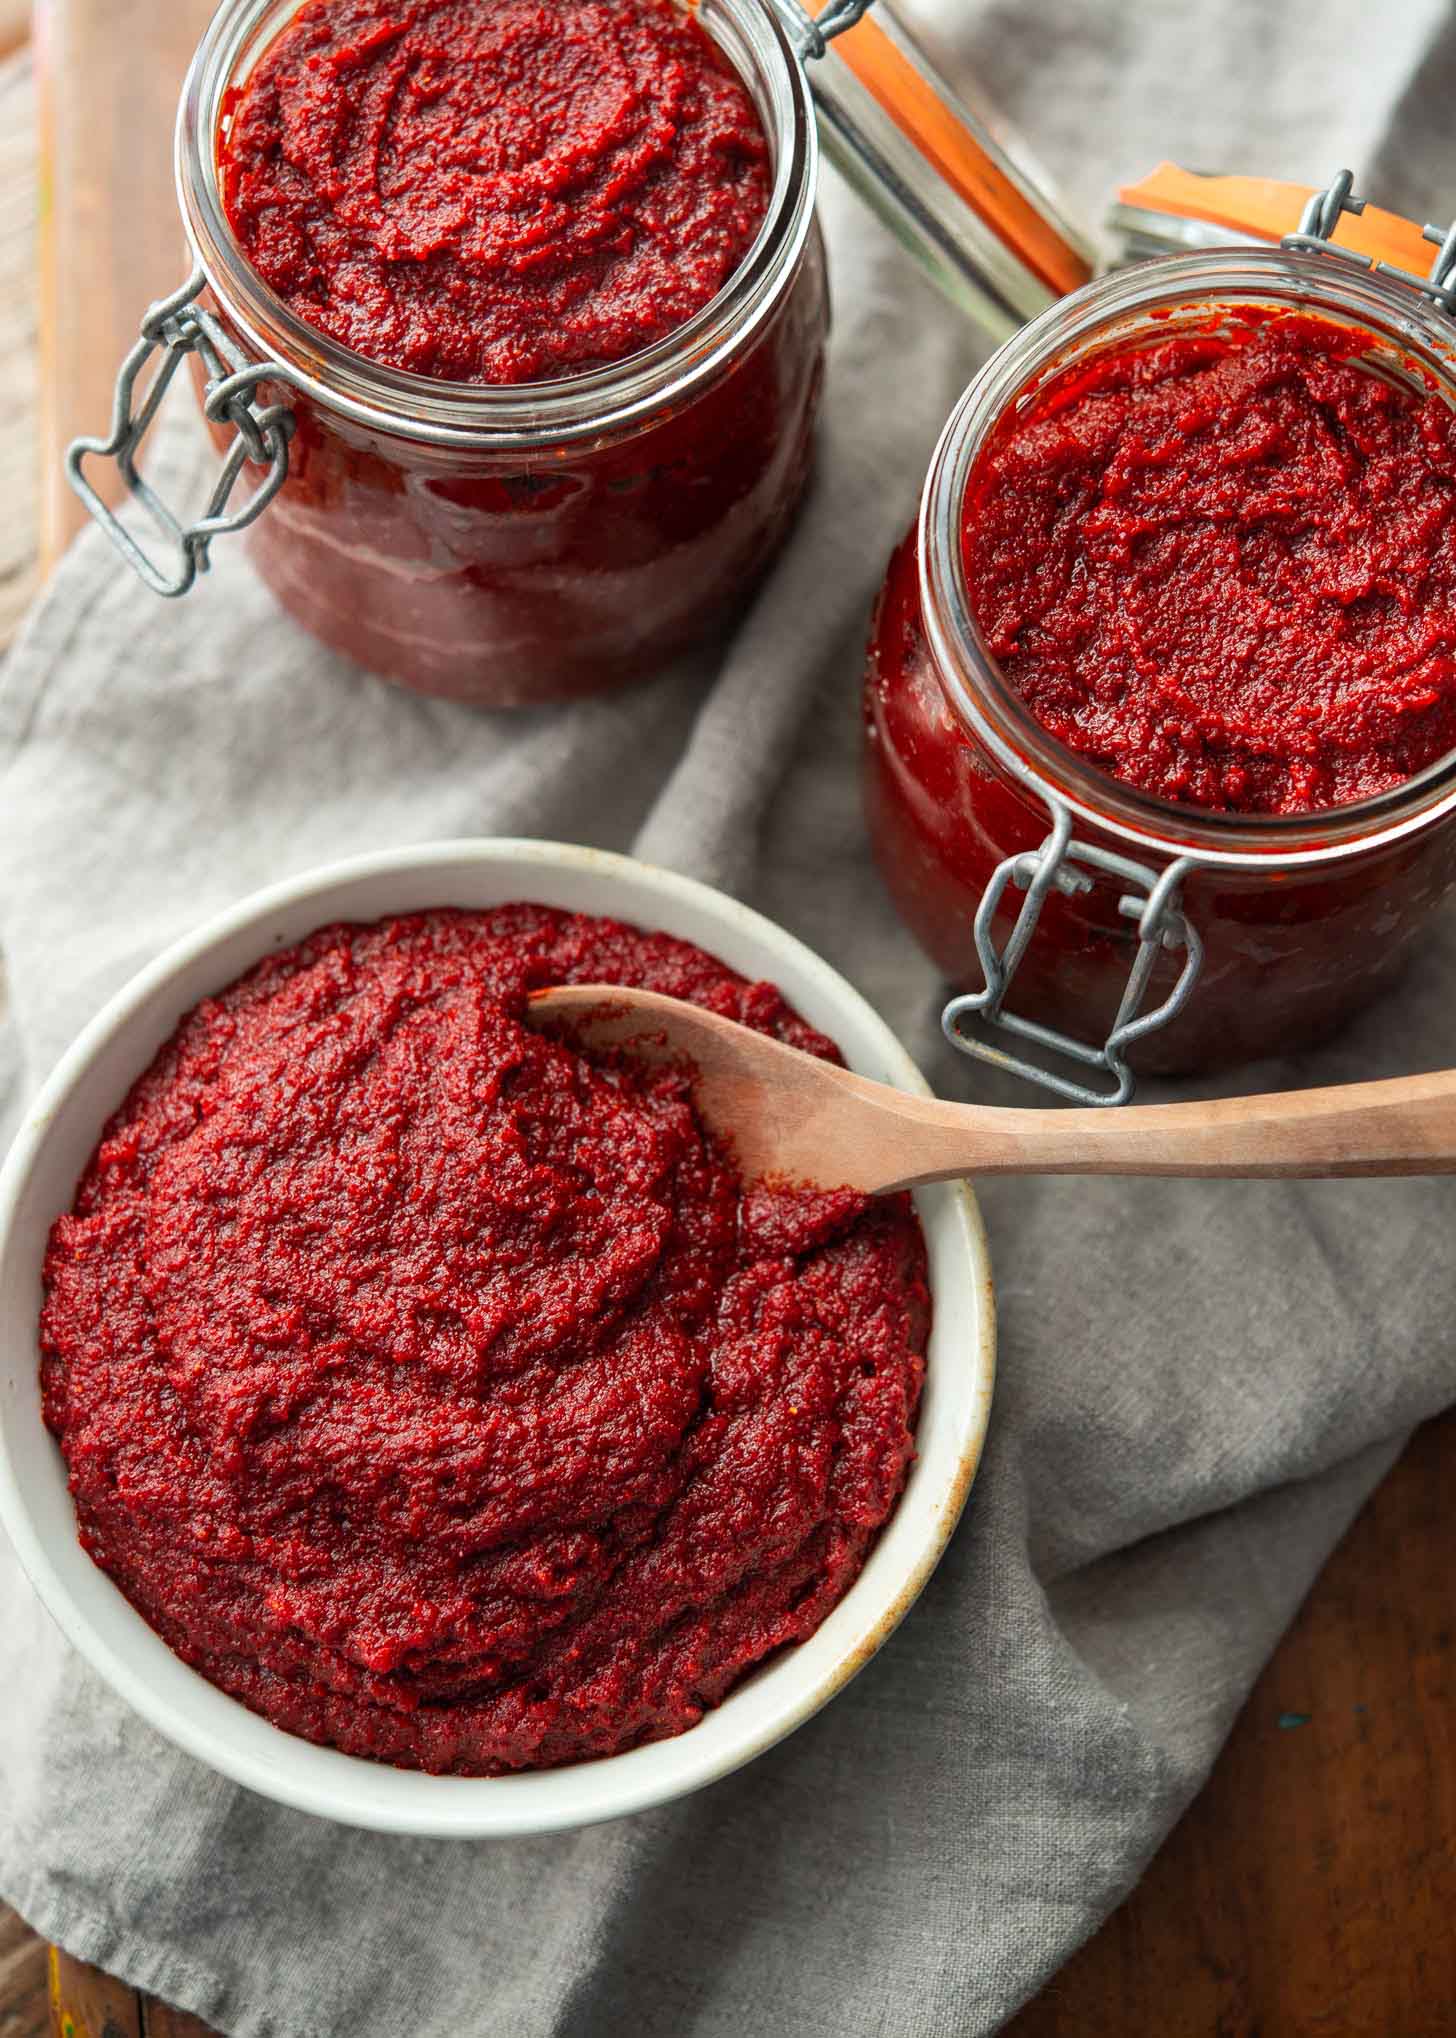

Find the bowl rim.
[{"left": 0, "top": 837, "right": 996, "bottom": 1836}]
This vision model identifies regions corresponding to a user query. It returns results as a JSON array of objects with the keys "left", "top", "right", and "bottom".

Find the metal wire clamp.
[
  {"left": 941, "top": 801, "right": 1203, "bottom": 1107},
  {"left": 774, "top": 0, "right": 874, "bottom": 63},
  {"left": 1282, "top": 168, "right": 1456, "bottom": 317},
  {"left": 66, "top": 268, "right": 296, "bottom": 599}
]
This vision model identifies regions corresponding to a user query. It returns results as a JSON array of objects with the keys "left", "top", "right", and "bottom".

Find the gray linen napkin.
[{"left": 4, "top": 3, "right": 1456, "bottom": 2031}]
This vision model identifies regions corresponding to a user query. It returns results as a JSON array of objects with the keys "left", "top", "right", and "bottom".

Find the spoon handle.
[{"left": 901, "top": 1069, "right": 1456, "bottom": 1184}]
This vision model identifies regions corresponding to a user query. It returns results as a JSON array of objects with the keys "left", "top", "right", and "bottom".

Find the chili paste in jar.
[
  {"left": 962, "top": 317, "right": 1456, "bottom": 815},
  {"left": 220, "top": 0, "right": 772, "bottom": 383}
]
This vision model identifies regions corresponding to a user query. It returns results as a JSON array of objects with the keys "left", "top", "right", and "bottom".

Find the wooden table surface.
[{"left": 6, "top": 3, "right": 1456, "bottom": 2033}]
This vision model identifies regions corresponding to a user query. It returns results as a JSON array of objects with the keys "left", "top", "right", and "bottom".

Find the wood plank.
[
  {"left": 40, "top": 1953, "right": 212, "bottom": 2038},
  {"left": 0, "top": 46, "right": 38, "bottom": 646},
  {"left": 42, "top": 1950, "right": 222, "bottom": 2038},
  {"left": 0, "top": 1910, "right": 47, "bottom": 2038},
  {"left": 35, "top": 0, "right": 216, "bottom": 571},
  {"left": 47, "top": 1952, "right": 139, "bottom": 2038}
]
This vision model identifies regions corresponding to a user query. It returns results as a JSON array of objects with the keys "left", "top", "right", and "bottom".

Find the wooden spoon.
[{"left": 528, "top": 985, "right": 1456, "bottom": 1193}]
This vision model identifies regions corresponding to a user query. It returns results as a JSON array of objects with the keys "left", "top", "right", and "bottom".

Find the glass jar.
[
  {"left": 164, "top": 0, "right": 828, "bottom": 706},
  {"left": 864, "top": 243, "right": 1456, "bottom": 1094}
]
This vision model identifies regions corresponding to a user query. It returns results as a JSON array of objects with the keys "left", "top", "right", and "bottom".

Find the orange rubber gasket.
[{"left": 1117, "top": 164, "right": 1439, "bottom": 275}]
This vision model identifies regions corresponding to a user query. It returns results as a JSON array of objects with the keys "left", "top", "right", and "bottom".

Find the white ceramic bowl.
[{"left": 0, "top": 840, "right": 995, "bottom": 1836}]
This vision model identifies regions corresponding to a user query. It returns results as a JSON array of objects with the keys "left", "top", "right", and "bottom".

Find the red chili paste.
[
  {"left": 40, "top": 908, "right": 928, "bottom": 1775},
  {"left": 219, "top": 0, "right": 772, "bottom": 383},
  {"left": 962, "top": 318, "right": 1456, "bottom": 814}
]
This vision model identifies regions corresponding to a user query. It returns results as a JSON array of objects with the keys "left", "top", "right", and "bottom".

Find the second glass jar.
[{"left": 863, "top": 247, "right": 1456, "bottom": 1080}]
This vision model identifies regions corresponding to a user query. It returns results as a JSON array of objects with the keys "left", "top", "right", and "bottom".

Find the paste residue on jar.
[
  {"left": 219, "top": 0, "right": 772, "bottom": 383},
  {"left": 40, "top": 907, "right": 928, "bottom": 1775},
  {"left": 962, "top": 316, "right": 1456, "bottom": 814}
]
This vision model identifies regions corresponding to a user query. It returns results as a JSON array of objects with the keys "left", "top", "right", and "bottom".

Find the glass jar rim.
[
  {"left": 175, "top": 0, "right": 818, "bottom": 453},
  {"left": 919, "top": 244, "right": 1456, "bottom": 872}
]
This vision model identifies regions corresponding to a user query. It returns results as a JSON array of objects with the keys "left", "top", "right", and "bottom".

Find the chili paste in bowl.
[{"left": 38, "top": 905, "right": 931, "bottom": 1776}]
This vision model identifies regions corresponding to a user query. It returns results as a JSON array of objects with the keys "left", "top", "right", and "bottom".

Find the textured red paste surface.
[
  {"left": 40, "top": 907, "right": 929, "bottom": 1775},
  {"left": 963, "top": 316, "right": 1456, "bottom": 815},
  {"left": 220, "top": 0, "right": 772, "bottom": 383}
]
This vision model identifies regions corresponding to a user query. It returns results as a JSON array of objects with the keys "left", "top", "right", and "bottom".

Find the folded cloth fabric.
[{"left": 4, "top": 2, "right": 1456, "bottom": 2031}]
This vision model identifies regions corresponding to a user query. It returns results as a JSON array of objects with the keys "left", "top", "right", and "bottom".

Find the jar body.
[
  {"left": 202, "top": 226, "right": 828, "bottom": 706},
  {"left": 865, "top": 247, "right": 1456, "bottom": 1082},
  {"left": 864, "top": 526, "right": 1456, "bottom": 1075}
]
